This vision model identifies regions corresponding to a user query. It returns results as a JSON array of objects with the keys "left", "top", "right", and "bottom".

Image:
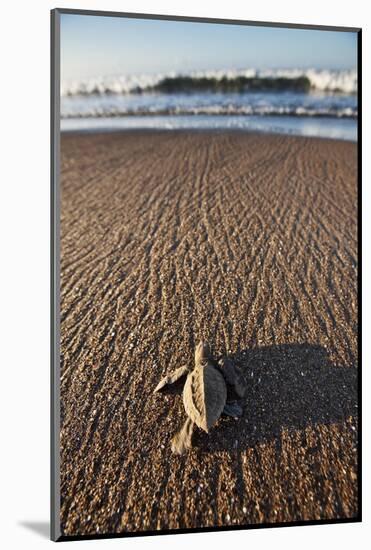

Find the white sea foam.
[
  {"left": 61, "top": 68, "right": 357, "bottom": 96},
  {"left": 61, "top": 104, "right": 357, "bottom": 119}
]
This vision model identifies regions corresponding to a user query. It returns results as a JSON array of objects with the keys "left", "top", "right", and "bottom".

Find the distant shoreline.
[{"left": 60, "top": 116, "right": 357, "bottom": 142}]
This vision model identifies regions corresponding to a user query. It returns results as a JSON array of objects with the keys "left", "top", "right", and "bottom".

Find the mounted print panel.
[{"left": 51, "top": 8, "right": 360, "bottom": 541}]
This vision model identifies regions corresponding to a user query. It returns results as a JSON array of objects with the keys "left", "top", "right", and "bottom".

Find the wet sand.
[{"left": 59, "top": 131, "right": 358, "bottom": 537}]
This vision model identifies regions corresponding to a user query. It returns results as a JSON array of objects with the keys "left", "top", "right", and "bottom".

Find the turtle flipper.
[
  {"left": 222, "top": 401, "right": 243, "bottom": 418},
  {"left": 171, "top": 417, "right": 194, "bottom": 455},
  {"left": 219, "top": 358, "right": 246, "bottom": 399},
  {"left": 153, "top": 365, "right": 190, "bottom": 394}
]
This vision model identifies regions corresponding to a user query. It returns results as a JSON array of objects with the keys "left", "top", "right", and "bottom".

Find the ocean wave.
[
  {"left": 61, "top": 68, "right": 357, "bottom": 96},
  {"left": 61, "top": 105, "right": 357, "bottom": 119}
]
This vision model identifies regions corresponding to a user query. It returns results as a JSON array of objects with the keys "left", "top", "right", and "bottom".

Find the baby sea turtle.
[{"left": 154, "top": 341, "right": 246, "bottom": 454}]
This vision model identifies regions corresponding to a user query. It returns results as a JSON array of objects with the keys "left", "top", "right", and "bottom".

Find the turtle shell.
[{"left": 183, "top": 362, "right": 227, "bottom": 432}]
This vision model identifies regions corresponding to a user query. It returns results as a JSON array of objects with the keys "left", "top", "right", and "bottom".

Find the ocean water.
[{"left": 61, "top": 69, "right": 357, "bottom": 141}]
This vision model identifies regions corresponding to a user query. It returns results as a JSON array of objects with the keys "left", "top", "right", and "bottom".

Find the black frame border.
[{"left": 51, "top": 7, "right": 362, "bottom": 542}]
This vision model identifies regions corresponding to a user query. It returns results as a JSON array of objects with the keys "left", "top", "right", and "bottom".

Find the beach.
[{"left": 59, "top": 130, "right": 358, "bottom": 536}]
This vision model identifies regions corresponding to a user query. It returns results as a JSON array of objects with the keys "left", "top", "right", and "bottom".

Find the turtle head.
[{"left": 195, "top": 341, "right": 211, "bottom": 365}]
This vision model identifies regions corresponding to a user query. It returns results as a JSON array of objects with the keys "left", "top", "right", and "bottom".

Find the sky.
[{"left": 60, "top": 13, "right": 358, "bottom": 82}]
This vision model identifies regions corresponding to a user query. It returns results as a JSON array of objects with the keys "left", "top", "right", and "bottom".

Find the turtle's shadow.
[{"left": 193, "top": 343, "right": 357, "bottom": 453}]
